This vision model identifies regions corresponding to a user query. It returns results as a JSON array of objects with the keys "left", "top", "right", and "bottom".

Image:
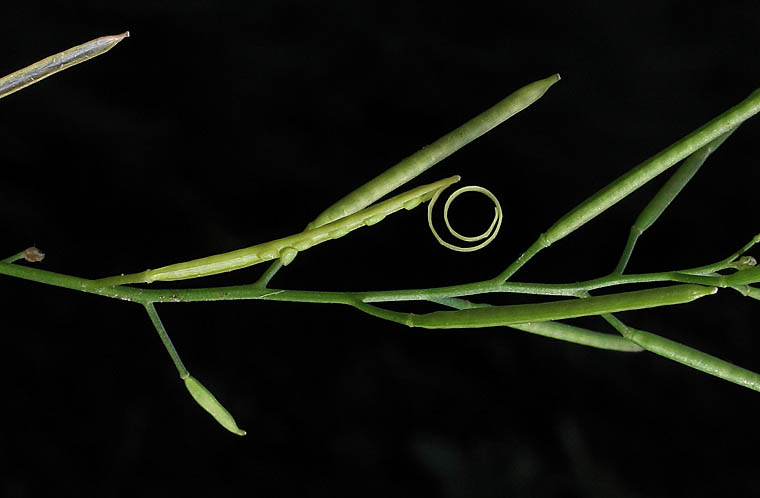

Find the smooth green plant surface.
[
  {"left": 94, "top": 175, "right": 467, "bottom": 285},
  {"left": 3, "top": 33, "right": 760, "bottom": 435}
]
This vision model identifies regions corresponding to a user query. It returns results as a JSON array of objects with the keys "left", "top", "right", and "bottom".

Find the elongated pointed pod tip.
[
  {"left": 100, "top": 31, "right": 129, "bottom": 49},
  {"left": 523, "top": 73, "right": 561, "bottom": 100},
  {"left": 0, "top": 30, "right": 132, "bottom": 101},
  {"left": 685, "top": 284, "right": 718, "bottom": 298},
  {"left": 539, "top": 73, "right": 560, "bottom": 86},
  {"left": 184, "top": 375, "right": 246, "bottom": 436}
]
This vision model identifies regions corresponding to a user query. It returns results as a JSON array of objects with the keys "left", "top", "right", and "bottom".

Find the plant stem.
[
  {"left": 494, "top": 87, "right": 760, "bottom": 283},
  {"left": 1, "top": 233, "right": 758, "bottom": 307},
  {"left": 426, "top": 296, "right": 643, "bottom": 352},
  {"left": 257, "top": 74, "right": 562, "bottom": 287},
  {"left": 144, "top": 302, "right": 189, "bottom": 379},
  {"left": 613, "top": 128, "right": 738, "bottom": 274},
  {"left": 2, "top": 252, "right": 25, "bottom": 264}
]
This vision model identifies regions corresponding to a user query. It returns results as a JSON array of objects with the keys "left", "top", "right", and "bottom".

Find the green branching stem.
[
  {"left": 377, "top": 296, "right": 644, "bottom": 352},
  {"left": 5, "top": 35, "right": 760, "bottom": 433},
  {"left": 1, "top": 252, "right": 25, "bottom": 264},
  {"left": 256, "top": 73, "right": 561, "bottom": 287},
  {"left": 495, "top": 87, "right": 760, "bottom": 283},
  {"left": 2, "top": 233, "right": 758, "bottom": 308},
  {"left": 613, "top": 128, "right": 738, "bottom": 274},
  {"left": 600, "top": 313, "right": 760, "bottom": 391},
  {"left": 143, "top": 302, "right": 189, "bottom": 379}
]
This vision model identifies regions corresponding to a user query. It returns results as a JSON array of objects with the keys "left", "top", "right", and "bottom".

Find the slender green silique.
[
  {"left": 595, "top": 313, "right": 760, "bottom": 392},
  {"left": 407, "top": 285, "right": 717, "bottom": 329},
  {"left": 256, "top": 74, "right": 561, "bottom": 287},
  {"left": 628, "top": 325, "right": 760, "bottom": 391},
  {"left": 427, "top": 296, "right": 643, "bottom": 352},
  {"left": 308, "top": 73, "right": 561, "bottom": 229},
  {"left": 496, "top": 87, "right": 760, "bottom": 282},
  {"left": 510, "top": 320, "right": 644, "bottom": 352},
  {"left": 96, "top": 175, "right": 462, "bottom": 286},
  {"left": 543, "top": 89, "right": 760, "bottom": 245},
  {"left": 593, "top": 128, "right": 739, "bottom": 354},
  {"left": 5, "top": 34, "right": 760, "bottom": 436},
  {"left": 614, "top": 128, "right": 738, "bottom": 274}
]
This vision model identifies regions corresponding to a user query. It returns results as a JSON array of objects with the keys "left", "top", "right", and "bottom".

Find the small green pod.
[{"left": 184, "top": 375, "right": 246, "bottom": 436}]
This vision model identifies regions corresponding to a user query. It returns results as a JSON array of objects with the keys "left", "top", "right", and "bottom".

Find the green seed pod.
[
  {"left": 184, "top": 375, "right": 246, "bottom": 436},
  {"left": 723, "top": 266, "right": 760, "bottom": 286}
]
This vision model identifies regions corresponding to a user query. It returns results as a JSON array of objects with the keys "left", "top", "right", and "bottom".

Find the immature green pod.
[
  {"left": 410, "top": 284, "right": 717, "bottom": 329},
  {"left": 542, "top": 89, "right": 760, "bottom": 247},
  {"left": 184, "top": 375, "right": 246, "bottom": 436},
  {"left": 627, "top": 327, "right": 760, "bottom": 392},
  {"left": 96, "top": 175, "right": 464, "bottom": 285},
  {"left": 723, "top": 266, "right": 760, "bottom": 286},
  {"left": 308, "top": 73, "right": 561, "bottom": 229}
]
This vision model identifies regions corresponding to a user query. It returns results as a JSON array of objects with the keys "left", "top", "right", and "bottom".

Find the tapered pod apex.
[
  {"left": 539, "top": 73, "right": 560, "bottom": 86},
  {"left": 0, "top": 31, "right": 131, "bottom": 100},
  {"left": 184, "top": 375, "right": 246, "bottom": 436}
]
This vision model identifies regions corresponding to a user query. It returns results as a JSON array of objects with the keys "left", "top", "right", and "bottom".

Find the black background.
[{"left": 2, "top": 1, "right": 760, "bottom": 496}]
